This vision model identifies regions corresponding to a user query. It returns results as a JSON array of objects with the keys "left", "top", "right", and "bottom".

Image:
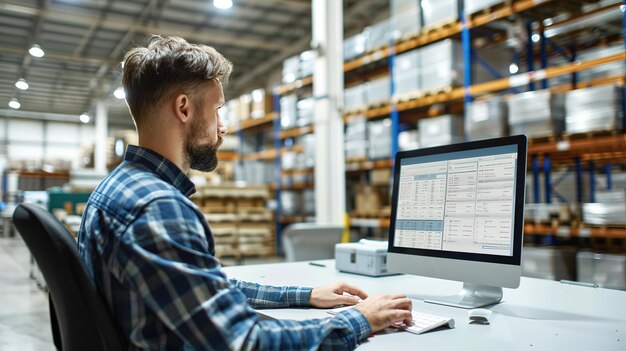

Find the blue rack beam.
[
  {"left": 589, "top": 160, "right": 596, "bottom": 203},
  {"left": 544, "top": 154, "right": 552, "bottom": 203},
  {"left": 462, "top": 14, "right": 473, "bottom": 105},
  {"left": 540, "top": 27, "right": 548, "bottom": 90},
  {"left": 526, "top": 21, "right": 536, "bottom": 91},
  {"left": 532, "top": 155, "right": 540, "bottom": 204},
  {"left": 605, "top": 163, "right": 613, "bottom": 190},
  {"left": 272, "top": 91, "right": 283, "bottom": 255},
  {"left": 575, "top": 157, "right": 583, "bottom": 203}
]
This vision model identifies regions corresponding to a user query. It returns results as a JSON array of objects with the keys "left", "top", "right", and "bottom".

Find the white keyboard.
[
  {"left": 327, "top": 307, "right": 455, "bottom": 335},
  {"left": 400, "top": 311, "right": 455, "bottom": 335}
]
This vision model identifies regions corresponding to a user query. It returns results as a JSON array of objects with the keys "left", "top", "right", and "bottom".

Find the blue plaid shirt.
[{"left": 78, "top": 145, "right": 370, "bottom": 350}]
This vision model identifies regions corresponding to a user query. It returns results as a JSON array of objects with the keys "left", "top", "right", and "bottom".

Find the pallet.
[
  {"left": 395, "top": 30, "right": 422, "bottom": 44},
  {"left": 366, "top": 99, "right": 390, "bottom": 109},
  {"left": 422, "top": 86, "right": 454, "bottom": 97},
  {"left": 562, "top": 129, "right": 622, "bottom": 141},
  {"left": 392, "top": 91, "right": 425, "bottom": 103},
  {"left": 346, "top": 156, "right": 368, "bottom": 164},
  {"left": 393, "top": 86, "right": 455, "bottom": 103},
  {"left": 364, "top": 44, "right": 388, "bottom": 56},
  {"left": 421, "top": 18, "right": 457, "bottom": 35},
  {"left": 468, "top": 0, "right": 513, "bottom": 19},
  {"left": 204, "top": 213, "right": 238, "bottom": 222},
  {"left": 527, "top": 133, "right": 558, "bottom": 145},
  {"left": 352, "top": 209, "right": 391, "bottom": 219},
  {"left": 344, "top": 106, "right": 368, "bottom": 115}
]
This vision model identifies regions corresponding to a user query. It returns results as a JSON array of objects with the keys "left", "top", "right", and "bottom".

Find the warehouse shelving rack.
[{"left": 265, "top": 0, "right": 626, "bottom": 250}]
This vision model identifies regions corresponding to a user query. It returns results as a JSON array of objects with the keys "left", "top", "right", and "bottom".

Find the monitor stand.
[{"left": 425, "top": 283, "right": 503, "bottom": 309}]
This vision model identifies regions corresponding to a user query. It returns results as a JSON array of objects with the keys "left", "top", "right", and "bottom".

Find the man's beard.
[{"left": 186, "top": 117, "right": 221, "bottom": 172}]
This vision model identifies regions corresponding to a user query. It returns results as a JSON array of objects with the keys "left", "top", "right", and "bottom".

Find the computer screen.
[{"left": 387, "top": 135, "right": 527, "bottom": 309}]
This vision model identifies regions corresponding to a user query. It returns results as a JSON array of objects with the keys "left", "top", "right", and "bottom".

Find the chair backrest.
[
  {"left": 282, "top": 223, "right": 343, "bottom": 262},
  {"left": 12, "top": 203, "right": 125, "bottom": 351}
]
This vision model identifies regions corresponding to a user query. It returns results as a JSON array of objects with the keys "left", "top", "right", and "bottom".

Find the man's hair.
[{"left": 121, "top": 35, "right": 233, "bottom": 127}]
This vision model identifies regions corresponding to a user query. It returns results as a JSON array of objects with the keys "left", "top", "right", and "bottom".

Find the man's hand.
[
  {"left": 355, "top": 294, "right": 413, "bottom": 333},
  {"left": 309, "top": 282, "right": 368, "bottom": 308}
]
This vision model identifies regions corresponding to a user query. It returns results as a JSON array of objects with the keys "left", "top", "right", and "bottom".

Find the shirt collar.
[{"left": 124, "top": 145, "right": 196, "bottom": 197}]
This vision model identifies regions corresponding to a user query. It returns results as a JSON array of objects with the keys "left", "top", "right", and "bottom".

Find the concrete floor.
[
  {"left": 0, "top": 233, "right": 283, "bottom": 351},
  {"left": 0, "top": 236, "right": 54, "bottom": 351}
]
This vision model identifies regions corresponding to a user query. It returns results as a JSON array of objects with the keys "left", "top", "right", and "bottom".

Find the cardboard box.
[{"left": 251, "top": 89, "right": 273, "bottom": 119}]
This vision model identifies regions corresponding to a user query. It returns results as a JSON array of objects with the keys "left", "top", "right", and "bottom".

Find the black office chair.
[{"left": 12, "top": 203, "right": 126, "bottom": 351}]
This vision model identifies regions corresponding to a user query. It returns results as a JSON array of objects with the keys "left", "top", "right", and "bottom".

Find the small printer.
[{"left": 335, "top": 239, "right": 398, "bottom": 277}]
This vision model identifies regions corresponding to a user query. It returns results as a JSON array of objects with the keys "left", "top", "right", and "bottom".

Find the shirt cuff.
[
  {"left": 286, "top": 286, "right": 313, "bottom": 307},
  {"left": 335, "top": 307, "right": 372, "bottom": 342}
]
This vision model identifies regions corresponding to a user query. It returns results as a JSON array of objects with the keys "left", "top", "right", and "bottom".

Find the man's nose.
[{"left": 218, "top": 126, "right": 228, "bottom": 136}]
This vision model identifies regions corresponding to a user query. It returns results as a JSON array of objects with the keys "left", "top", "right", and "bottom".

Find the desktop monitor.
[{"left": 387, "top": 135, "right": 527, "bottom": 309}]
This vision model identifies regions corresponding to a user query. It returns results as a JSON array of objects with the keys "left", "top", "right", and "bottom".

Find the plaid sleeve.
[
  {"left": 229, "top": 278, "right": 313, "bottom": 308},
  {"left": 112, "top": 198, "right": 371, "bottom": 350}
]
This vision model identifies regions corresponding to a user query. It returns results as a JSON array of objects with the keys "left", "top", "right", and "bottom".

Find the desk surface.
[{"left": 223, "top": 259, "right": 626, "bottom": 350}]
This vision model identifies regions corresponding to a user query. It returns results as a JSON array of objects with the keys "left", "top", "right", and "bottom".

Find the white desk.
[{"left": 223, "top": 259, "right": 626, "bottom": 350}]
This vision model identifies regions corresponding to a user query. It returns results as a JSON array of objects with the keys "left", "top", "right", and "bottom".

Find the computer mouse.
[{"left": 468, "top": 308, "right": 492, "bottom": 324}]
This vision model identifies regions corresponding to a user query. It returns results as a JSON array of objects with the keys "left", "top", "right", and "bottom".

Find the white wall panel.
[
  {"left": 7, "top": 120, "right": 44, "bottom": 142},
  {"left": 79, "top": 124, "right": 96, "bottom": 145},
  {"left": 45, "top": 145, "right": 79, "bottom": 161},
  {"left": 46, "top": 122, "right": 80, "bottom": 144},
  {"left": 8, "top": 144, "right": 44, "bottom": 160}
]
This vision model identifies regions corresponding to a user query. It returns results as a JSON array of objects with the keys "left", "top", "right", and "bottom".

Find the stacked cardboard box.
[
  {"left": 368, "top": 118, "right": 393, "bottom": 160},
  {"left": 565, "top": 85, "right": 624, "bottom": 134},
  {"left": 393, "top": 49, "right": 420, "bottom": 98},
  {"left": 583, "top": 190, "right": 626, "bottom": 226},
  {"left": 391, "top": 0, "right": 421, "bottom": 40},
  {"left": 465, "top": 96, "right": 508, "bottom": 141},
  {"left": 282, "top": 55, "right": 300, "bottom": 84},
  {"left": 418, "top": 115, "right": 464, "bottom": 147},
  {"left": 421, "top": 0, "right": 460, "bottom": 28},
  {"left": 464, "top": 0, "right": 502, "bottom": 15},
  {"left": 280, "top": 95, "right": 298, "bottom": 129},
  {"left": 508, "top": 90, "right": 565, "bottom": 138},
  {"left": 364, "top": 19, "right": 391, "bottom": 52},
  {"left": 365, "top": 76, "right": 391, "bottom": 106},
  {"left": 420, "top": 39, "right": 463, "bottom": 93},
  {"left": 192, "top": 185, "right": 274, "bottom": 258},
  {"left": 250, "top": 89, "right": 273, "bottom": 119},
  {"left": 344, "top": 84, "right": 366, "bottom": 112},
  {"left": 345, "top": 117, "right": 368, "bottom": 160},
  {"left": 296, "top": 97, "right": 315, "bottom": 127},
  {"left": 344, "top": 33, "right": 367, "bottom": 61}
]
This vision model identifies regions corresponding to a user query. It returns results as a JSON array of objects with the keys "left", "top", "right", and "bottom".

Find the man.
[{"left": 78, "top": 35, "right": 412, "bottom": 350}]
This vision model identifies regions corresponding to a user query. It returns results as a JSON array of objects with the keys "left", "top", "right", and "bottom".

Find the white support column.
[
  {"left": 312, "top": 0, "right": 345, "bottom": 225},
  {"left": 94, "top": 99, "right": 108, "bottom": 172}
]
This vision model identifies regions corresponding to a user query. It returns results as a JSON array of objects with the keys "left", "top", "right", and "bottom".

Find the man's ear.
[{"left": 173, "top": 93, "right": 192, "bottom": 124}]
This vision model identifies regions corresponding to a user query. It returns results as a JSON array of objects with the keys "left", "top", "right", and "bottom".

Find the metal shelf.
[
  {"left": 217, "top": 151, "right": 239, "bottom": 161},
  {"left": 279, "top": 125, "right": 314, "bottom": 139},
  {"left": 232, "top": 112, "right": 278, "bottom": 133},
  {"left": 241, "top": 149, "right": 279, "bottom": 161},
  {"left": 524, "top": 223, "right": 626, "bottom": 239},
  {"left": 276, "top": 76, "right": 313, "bottom": 95},
  {"left": 343, "top": 0, "right": 554, "bottom": 73}
]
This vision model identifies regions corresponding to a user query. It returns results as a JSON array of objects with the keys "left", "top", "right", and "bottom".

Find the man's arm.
[
  {"left": 229, "top": 279, "right": 312, "bottom": 308},
  {"left": 111, "top": 198, "right": 370, "bottom": 350}
]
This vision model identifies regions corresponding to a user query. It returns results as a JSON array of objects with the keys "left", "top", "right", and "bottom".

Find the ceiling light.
[
  {"left": 8, "top": 98, "right": 21, "bottom": 109},
  {"left": 213, "top": 0, "right": 233, "bottom": 10},
  {"left": 113, "top": 87, "right": 125, "bottom": 99},
  {"left": 80, "top": 113, "right": 90, "bottom": 123},
  {"left": 531, "top": 34, "right": 541, "bottom": 43},
  {"left": 29, "top": 44, "right": 44, "bottom": 58},
  {"left": 15, "top": 78, "right": 29, "bottom": 90}
]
